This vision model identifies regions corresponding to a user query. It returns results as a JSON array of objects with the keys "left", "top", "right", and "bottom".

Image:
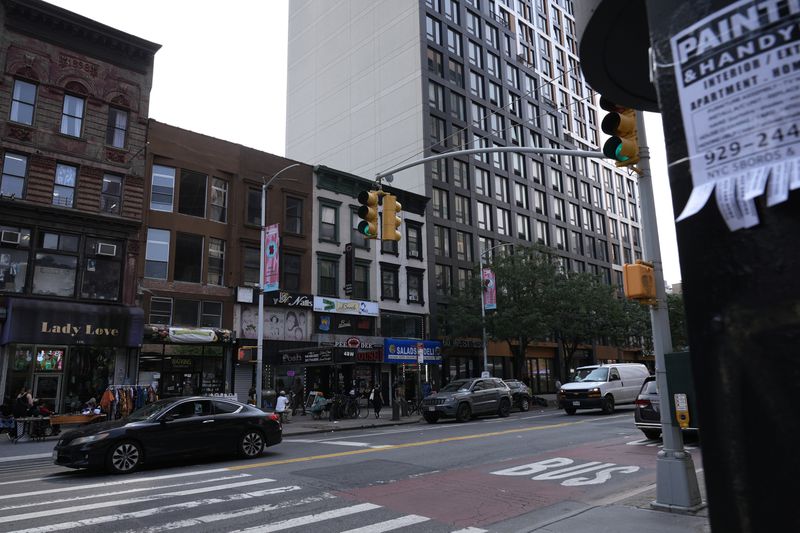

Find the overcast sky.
[{"left": 44, "top": 0, "right": 683, "bottom": 286}]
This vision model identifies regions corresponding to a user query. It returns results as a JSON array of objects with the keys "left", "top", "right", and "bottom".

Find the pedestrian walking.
[
  {"left": 369, "top": 383, "right": 383, "bottom": 419},
  {"left": 291, "top": 378, "right": 305, "bottom": 416}
]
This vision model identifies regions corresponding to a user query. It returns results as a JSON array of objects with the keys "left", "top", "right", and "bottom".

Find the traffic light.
[
  {"left": 357, "top": 190, "right": 380, "bottom": 239},
  {"left": 622, "top": 260, "right": 656, "bottom": 302},
  {"left": 381, "top": 193, "right": 402, "bottom": 241},
  {"left": 600, "top": 97, "right": 640, "bottom": 167}
]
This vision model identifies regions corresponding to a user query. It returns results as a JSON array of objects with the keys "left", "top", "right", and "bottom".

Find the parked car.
[
  {"left": 53, "top": 396, "right": 282, "bottom": 474},
  {"left": 503, "top": 379, "right": 533, "bottom": 411},
  {"left": 422, "top": 378, "right": 513, "bottom": 423},
  {"left": 634, "top": 375, "right": 699, "bottom": 439},
  {"left": 557, "top": 363, "right": 651, "bottom": 415}
]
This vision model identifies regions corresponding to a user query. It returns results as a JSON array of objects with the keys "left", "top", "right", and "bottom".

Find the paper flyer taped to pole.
[{"left": 669, "top": 0, "right": 800, "bottom": 231}]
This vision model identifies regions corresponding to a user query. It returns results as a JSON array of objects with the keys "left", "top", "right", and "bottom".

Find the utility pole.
[{"left": 635, "top": 113, "right": 702, "bottom": 511}]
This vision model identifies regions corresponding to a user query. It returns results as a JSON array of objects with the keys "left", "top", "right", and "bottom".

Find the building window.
[
  {"left": 246, "top": 188, "right": 261, "bottom": 225},
  {"left": 453, "top": 160, "right": 469, "bottom": 189},
  {"left": 149, "top": 297, "right": 172, "bottom": 324},
  {"left": 407, "top": 268, "right": 424, "bottom": 304},
  {"left": 151, "top": 165, "right": 175, "bottom": 212},
  {"left": 433, "top": 225, "right": 450, "bottom": 257},
  {"left": 319, "top": 203, "right": 338, "bottom": 242},
  {"left": 201, "top": 301, "right": 223, "bottom": 328},
  {"left": 475, "top": 168, "right": 490, "bottom": 196},
  {"left": 430, "top": 115, "right": 446, "bottom": 147},
  {"left": 406, "top": 223, "right": 422, "bottom": 259},
  {"left": 32, "top": 232, "right": 79, "bottom": 297},
  {"left": 145, "top": 228, "right": 170, "bottom": 279},
  {"left": 207, "top": 238, "right": 225, "bottom": 286},
  {"left": 477, "top": 201, "right": 492, "bottom": 230},
  {"left": 174, "top": 233, "right": 203, "bottom": 283},
  {"left": 457, "top": 268, "right": 473, "bottom": 294},
  {"left": 52, "top": 164, "right": 77, "bottom": 208},
  {"left": 10, "top": 79, "right": 36, "bottom": 125},
  {"left": 60, "top": 94, "right": 84, "bottom": 137},
  {"left": 174, "top": 300, "right": 200, "bottom": 326},
  {"left": 435, "top": 264, "right": 452, "bottom": 295},
  {"left": 535, "top": 220, "right": 549, "bottom": 245},
  {"left": 100, "top": 174, "right": 123, "bottom": 214},
  {"left": 514, "top": 182, "right": 528, "bottom": 209},
  {"left": 1, "top": 152, "right": 27, "bottom": 198},
  {"left": 282, "top": 252, "right": 301, "bottom": 291},
  {"left": 210, "top": 178, "right": 228, "bottom": 222},
  {"left": 286, "top": 197, "right": 303, "bottom": 234},
  {"left": 534, "top": 190, "right": 546, "bottom": 215},
  {"left": 552, "top": 197, "right": 565, "bottom": 222},
  {"left": 82, "top": 237, "right": 122, "bottom": 301},
  {"left": 432, "top": 188, "right": 449, "bottom": 218},
  {"left": 496, "top": 208, "right": 511, "bottom": 236},
  {"left": 382, "top": 238, "right": 398, "bottom": 255},
  {"left": 517, "top": 214, "right": 530, "bottom": 241},
  {"left": 450, "top": 92, "right": 466, "bottom": 121},
  {"left": 381, "top": 265, "right": 399, "bottom": 301},
  {"left": 427, "top": 48, "right": 444, "bottom": 77},
  {"left": 0, "top": 225, "right": 31, "bottom": 293},
  {"left": 243, "top": 246, "right": 260, "bottom": 285},
  {"left": 494, "top": 176, "right": 509, "bottom": 203},
  {"left": 106, "top": 107, "right": 128, "bottom": 148},
  {"left": 318, "top": 257, "right": 338, "bottom": 297},
  {"left": 454, "top": 194, "right": 470, "bottom": 224},
  {"left": 555, "top": 226, "right": 567, "bottom": 250},
  {"left": 353, "top": 260, "right": 370, "bottom": 300},
  {"left": 178, "top": 169, "right": 207, "bottom": 218},
  {"left": 426, "top": 15, "right": 442, "bottom": 44},
  {"left": 456, "top": 230, "right": 473, "bottom": 261},
  {"left": 429, "top": 82, "right": 445, "bottom": 111}
]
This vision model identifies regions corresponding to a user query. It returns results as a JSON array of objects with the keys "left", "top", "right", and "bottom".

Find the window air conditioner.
[
  {"left": 0, "top": 230, "right": 21, "bottom": 245},
  {"left": 97, "top": 242, "right": 117, "bottom": 256}
]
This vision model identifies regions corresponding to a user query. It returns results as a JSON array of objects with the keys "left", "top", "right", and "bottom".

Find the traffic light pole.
[{"left": 634, "top": 114, "right": 702, "bottom": 511}]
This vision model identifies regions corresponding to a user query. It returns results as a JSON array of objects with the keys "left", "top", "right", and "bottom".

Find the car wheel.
[
  {"left": 497, "top": 399, "right": 511, "bottom": 418},
  {"left": 423, "top": 412, "right": 439, "bottom": 424},
  {"left": 107, "top": 440, "right": 142, "bottom": 474},
  {"left": 564, "top": 407, "right": 577, "bottom": 415},
  {"left": 519, "top": 397, "right": 531, "bottom": 412},
  {"left": 455, "top": 403, "right": 472, "bottom": 423},
  {"left": 601, "top": 395, "right": 615, "bottom": 414},
  {"left": 642, "top": 429, "right": 661, "bottom": 440},
  {"left": 239, "top": 430, "right": 265, "bottom": 458}
]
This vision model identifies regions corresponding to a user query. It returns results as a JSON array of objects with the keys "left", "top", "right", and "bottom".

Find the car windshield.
[
  {"left": 578, "top": 368, "right": 609, "bottom": 382},
  {"left": 125, "top": 399, "right": 175, "bottom": 421},
  {"left": 440, "top": 380, "right": 472, "bottom": 392}
]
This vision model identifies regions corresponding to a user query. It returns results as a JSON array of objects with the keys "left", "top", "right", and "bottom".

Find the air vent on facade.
[
  {"left": 97, "top": 242, "right": 117, "bottom": 256},
  {"left": 0, "top": 230, "right": 21, "bottom": 245}
]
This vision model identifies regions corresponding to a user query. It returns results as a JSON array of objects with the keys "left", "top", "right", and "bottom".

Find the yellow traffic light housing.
[
  {"left": 357, "top": 190, "right": 380, "bottom": 239},
  {"left": 600, "top": 97, "right": 640, "bottom": 167},
  {"left": 381, "top": 193, "right": 402, "bottom": 241},
  {"left": 622, "top": 260, "right": 656, "bottom": 303}
]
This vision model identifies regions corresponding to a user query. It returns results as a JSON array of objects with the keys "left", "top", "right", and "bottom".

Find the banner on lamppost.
[
  {"left": 263, "top": 223, "right": 280, "bottom": 292},
  {"left": 482, "top": 268, "right": 496, "bottom": 310}
]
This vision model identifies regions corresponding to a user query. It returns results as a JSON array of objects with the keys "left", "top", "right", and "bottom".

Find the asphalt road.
[{"left": 0, "top": 407, "right": 703, "bottom": 532}]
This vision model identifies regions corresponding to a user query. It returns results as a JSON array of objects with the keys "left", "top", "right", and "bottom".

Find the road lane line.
[
  {"left": 0, "top": 474, "right": 250, "bottom": 512},
  {"left": 0, "top": 478, "right": 277, "bottom": 524},
  {"left": 228, "top": 419, "right": 593, "bottom": 471},
  {"left": 7, "top": 485, "right": 304, "bottom": 533},
  {"left": 230, "top": 503, "right": 382, "bottom": 532},
  {"left": 340, "top": 514, "right": 430, "bottom": 532},
  {"left": 0, "top": 467, "right": 243, "bottom": 500},
  {"left": 451, "top": 528, "right": 489, "bottom": 533},
  {"left": 0, "top": 453, "right": 52, "bottom": 463}
]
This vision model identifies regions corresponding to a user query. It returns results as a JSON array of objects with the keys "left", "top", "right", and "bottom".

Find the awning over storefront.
[
  {"left": 143, "top": 324, "right": 234, "bottom": 344},
  {"left": 0, "top": 297, "right": 144, "bottom": 347}
]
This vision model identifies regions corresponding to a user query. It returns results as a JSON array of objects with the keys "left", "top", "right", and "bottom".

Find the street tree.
[{"left": 446, "top": 246, "right": 559, "bottom": 379}]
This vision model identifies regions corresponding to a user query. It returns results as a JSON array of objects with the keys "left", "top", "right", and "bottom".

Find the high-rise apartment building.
[{"left": 286, "top": 0, "right": 644, "bottom": 391}]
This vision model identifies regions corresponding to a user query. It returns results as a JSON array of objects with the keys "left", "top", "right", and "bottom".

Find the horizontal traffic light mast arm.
[{"left": 375, "top": 147, "right": 606, "bottom": 181}]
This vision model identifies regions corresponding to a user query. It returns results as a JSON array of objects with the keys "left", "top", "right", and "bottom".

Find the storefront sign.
[
  {"left": 441, "top": 337, "right": 483, "bottom": 349},
  {"left": 355, "top": 349, "right": 383, "bottom": 363},
  {"left": 0, "top": 298, "right": 143, "bottom": 347},
  {"left": 279, "top": 347, "right": 333, "bottom": 365},
  {"left": 383, "top": 339, "right": 443, "bottom": 364},
  {"left": 313, "top": 296, "right": 379, "bottom": 317},
  {"left": 266, "top": 291, "right": 313, "bottom": 308}
]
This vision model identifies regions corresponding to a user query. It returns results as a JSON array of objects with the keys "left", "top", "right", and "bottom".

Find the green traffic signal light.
[{"left": 600, "top": 97, "right": 640, "bottom": 167}]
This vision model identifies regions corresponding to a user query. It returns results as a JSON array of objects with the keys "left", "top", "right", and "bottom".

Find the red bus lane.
[{"left": 338, "top": 436, "right": 674, "bottom": 528}]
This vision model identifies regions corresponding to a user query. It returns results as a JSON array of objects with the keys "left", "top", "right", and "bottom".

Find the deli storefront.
[{"left": 0, "top": 297, "right": 143, "bottom": 413}]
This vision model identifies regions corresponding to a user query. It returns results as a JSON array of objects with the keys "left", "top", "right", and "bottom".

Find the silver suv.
[{"left": 422, "top": 378, "right": 513, "bottom": 423}]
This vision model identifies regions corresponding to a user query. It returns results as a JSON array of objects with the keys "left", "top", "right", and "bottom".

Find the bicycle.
[
  {"left": 407, "top": 398, "right": 424, "bottom": 416},
  {"left": 343, "top": 393, "right": 360, "bottom": 419},
  {"left": 359, "top": 391, "right": 373, "bottom": 418}
]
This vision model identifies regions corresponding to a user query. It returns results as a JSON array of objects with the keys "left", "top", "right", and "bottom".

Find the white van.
[{"left": 557, "top": 363, "right": 651, "bottom": 415}]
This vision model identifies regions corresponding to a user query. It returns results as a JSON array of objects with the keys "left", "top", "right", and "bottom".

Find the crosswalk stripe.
[
  {"left": 116, "top": 492, "right": 338, "bottom": 533},
  {"left": 230, "top": 503, "right": 382, "bottom": 532},
  {"left": 0, "top": 474, "right": 250, "bottom": 512},
  {"left": 7, "top": 485, "right": 302, "bottom": 533},
  {"left": 0, "top": 467, "right": 238, "bottom": 500},
  {"left": 340, "top": 514, "right": 430, "bottom": 532},
  {"left": 0, "top": 478, "right": 276, "bottom": 524}
]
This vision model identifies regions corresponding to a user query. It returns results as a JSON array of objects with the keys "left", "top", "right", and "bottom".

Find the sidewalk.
[{"left": 0, "top": 400, "right": 711, "bottom": 533}]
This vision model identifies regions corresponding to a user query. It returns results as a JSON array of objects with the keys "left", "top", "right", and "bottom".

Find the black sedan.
[
  {"left": 53, "top": 396, "right": 282, "bottom": 474},
  {"left": 634, "top": 376, "right": 699, "bottom": 439}
]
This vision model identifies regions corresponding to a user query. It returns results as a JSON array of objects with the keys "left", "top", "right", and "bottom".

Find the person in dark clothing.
[
  {"left": 291, "top": 378, "right": 305, "bottom": 416},
  {"left": 370, "top": 383, "right": 383, "bottom": 419}
]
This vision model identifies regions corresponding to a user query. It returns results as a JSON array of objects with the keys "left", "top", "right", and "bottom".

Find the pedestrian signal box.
[{"left": 622, "top": 260, "right": 656, "bottom": 302}]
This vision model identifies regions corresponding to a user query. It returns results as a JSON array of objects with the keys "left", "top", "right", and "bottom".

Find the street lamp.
[
  {"left": 478, "top": 242, "right": 515, "bottom": 376},
  {"left": 255, "top": 163, "right": 300, "bottom": 410}
]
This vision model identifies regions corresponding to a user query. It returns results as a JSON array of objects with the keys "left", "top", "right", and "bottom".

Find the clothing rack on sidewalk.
[{"left": 99, "top": 385, "right": 158, "bottom": 420}]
